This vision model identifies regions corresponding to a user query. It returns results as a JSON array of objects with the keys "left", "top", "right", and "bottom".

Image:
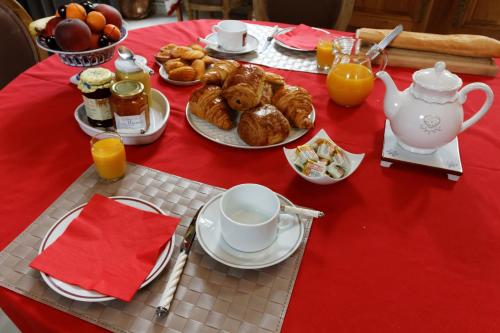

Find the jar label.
[
  {"left": 114, "top": 111, "right": 147, "bottom": 134},
  {"left": 83, "top": 96, "right": 112, "bottom": 121}
]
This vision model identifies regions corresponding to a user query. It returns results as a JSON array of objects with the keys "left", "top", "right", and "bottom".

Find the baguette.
[{"left": 356, "top": 28, "right": 500, "bottom": 58}]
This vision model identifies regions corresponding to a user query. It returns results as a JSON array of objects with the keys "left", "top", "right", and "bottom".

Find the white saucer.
[
  {"left": 196, "top": 193, "right": 304, "bottom": 269},
  {"left": 38, "top": 196, "right": 175, "bottom": 302},
  {"left": 204, "top": 33, "right": 259, "bottom": 54},
  {"left": 159, "top": 65, "right": 201, "bottom": 86}
]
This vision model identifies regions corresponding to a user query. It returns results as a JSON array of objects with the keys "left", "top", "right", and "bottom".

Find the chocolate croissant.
[
  {"left": 222, "top": 64, "right": 266, "bottom": 112},
  {"left": 272, "top": 85, "right": 314, "bottom": 129},
  {"left": 189, "top": 85, "right": 235, "bottom": 130},
  {"left": 238, "top": 104, "right": 291, "bottom": 146},
  {"left": 201, "top": 60, "right": 240, "bottom": 86}
]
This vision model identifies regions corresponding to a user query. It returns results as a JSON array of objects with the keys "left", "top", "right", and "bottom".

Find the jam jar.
[
  {"left": 114, "top": 55, "right": 152, "bottom": 108},
  {"left": 110, "top": 80, "right": 150, "bottom": 134},
  {"left": 78, "top": 68, "right": 115, "bottom": 128}
]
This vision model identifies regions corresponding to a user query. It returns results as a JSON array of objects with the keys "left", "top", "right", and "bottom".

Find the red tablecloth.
[{"left": 1, "top": 19, "right": 500, "bottom": 333}]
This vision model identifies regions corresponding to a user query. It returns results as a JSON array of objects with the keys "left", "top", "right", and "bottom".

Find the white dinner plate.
[
  {"left": 196, "top": 193, "right": 304, "bottom": 269},
  {"left": 204, "top": 33, "right": 259, "bottom": 54},
  {"left": 274, "top": 27, "right": 330, "bottom": 52},
  {"left": 159, "top": 65, "right": 201, "bottom": 86},
  {"left": 74, "top": 89, "right": 170, "bottom": 145},
  {"left": 38, "top": 196, "right": 175, "bottom": 302},
  {"left": 185, "top": 102, "right": 315, "bottom": 149}
]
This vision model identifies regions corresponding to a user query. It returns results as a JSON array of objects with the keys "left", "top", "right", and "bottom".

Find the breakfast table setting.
[{"left": 1, "top": 3, "right": 500, "bottom": 332}]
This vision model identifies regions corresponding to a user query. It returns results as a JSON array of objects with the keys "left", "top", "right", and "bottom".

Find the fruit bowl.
[{"left": 36, "top": 25, "right": 128, "bottom": 67}]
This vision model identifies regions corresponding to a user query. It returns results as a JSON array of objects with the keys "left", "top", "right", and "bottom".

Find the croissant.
[
  {"left": 272, "top": 85, "right": 314, "bottom": 129},
  {"left": 201, "top": 60, "right": 240, "bottom": 86},
  {"left": 238, "top": 104, "right": 290, "bottom": 146},
  {"left": 222, "top": 64, "right": 266, "bottom": 112},
  {"left": 189, "top": 85, "right": 235, "bottom": 130}
]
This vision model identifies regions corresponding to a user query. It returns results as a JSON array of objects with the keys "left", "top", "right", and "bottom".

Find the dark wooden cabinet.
[{"left": 348, "top": 0, "right": 500, "bottom": 39}]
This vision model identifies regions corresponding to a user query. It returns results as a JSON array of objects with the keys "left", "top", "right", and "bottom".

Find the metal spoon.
[{"left": 117, "top": 46, "right": 154, "bottom": 75}]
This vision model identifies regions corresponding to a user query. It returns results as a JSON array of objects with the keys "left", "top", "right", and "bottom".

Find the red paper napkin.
[
  {"left": 30, "top": 194, "right": 179, "bottom": 302},
  {"left": 275, "top": 24, "right": 334, "bottom": 51}
]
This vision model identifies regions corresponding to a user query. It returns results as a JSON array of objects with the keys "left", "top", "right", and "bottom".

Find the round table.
[{"left": 1, "top": 19, "right": 500, "bottom": 333}]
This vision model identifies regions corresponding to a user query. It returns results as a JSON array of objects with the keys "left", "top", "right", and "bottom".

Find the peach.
[
  {"left": 41, "top": 16, "right": 62, "bottom": 37},
  {"left": 94, "top": 4, "right": 122, "bottom": 29},
  {"left": 66, "top": 3, "right": 86, "bottom": 21},
  {"left": 89, "top": 33, "right": 100, "bottom": 49},
  {"left": 86, "top": 11, "right": 106, "bottom": 33},
  {"left": 103, "top": 24, "right": 121, "bottom": 42},
  {"left": 54, "top": 19, "right": 91, "bottom": 51}
]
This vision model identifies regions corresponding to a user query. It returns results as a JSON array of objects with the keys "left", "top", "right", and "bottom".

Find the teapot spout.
[{"left": 376, "top": 71, "right": 402, "bottom": 120}]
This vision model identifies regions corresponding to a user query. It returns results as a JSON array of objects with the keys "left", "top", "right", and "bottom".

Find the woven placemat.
[
  {"left": 209, "top": 24, "right": 328, "bottom": 75},
  {"left": 0, "top": 163, "right": 312, "bottom": 333}
]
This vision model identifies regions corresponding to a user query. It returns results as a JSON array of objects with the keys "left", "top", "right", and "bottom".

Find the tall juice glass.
[
  {"left": 316, "top": 38, "right": 334, "bottom": 71},
  {"left": 327, "top": 37, "right": 387, "bottom": 107},
  {"left": 90, "top": 132, "right": 126, "bottom": 182}
]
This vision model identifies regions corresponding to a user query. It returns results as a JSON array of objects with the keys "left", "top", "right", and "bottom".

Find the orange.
[
  {"left": 86, "top": 11, "right": 106, "bottom": 32},
  {"left": 103, "top": 24, "right": 121, "bottom": 42},
  {"left": 66, "top": 3, "right": 86, "bottom": 21},
  {"left": 89, "top": 33, "right": 100, "bottom": 49}
]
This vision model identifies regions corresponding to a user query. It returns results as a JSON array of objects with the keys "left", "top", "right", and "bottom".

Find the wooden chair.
[
  {"left": 0, "top": 0, "right": 47, "bottom": 89},
  {"left": 252, "top": 0, "right": 355, "bottom": 31},
  {"left": 184, "top": 0, "right": 252, "bottom": 20}
]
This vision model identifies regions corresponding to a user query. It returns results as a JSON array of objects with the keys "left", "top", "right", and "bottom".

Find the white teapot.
[{"left": 376, "top": 62, "right": 494, "bottom": 154}]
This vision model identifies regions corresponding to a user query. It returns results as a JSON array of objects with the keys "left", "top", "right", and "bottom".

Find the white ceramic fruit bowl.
[
  {"left": 36, "top": 26, "right": 128, "bottom": 67},
  {"left": 283, "top": 129, "right": 365, "bottom": 185}
]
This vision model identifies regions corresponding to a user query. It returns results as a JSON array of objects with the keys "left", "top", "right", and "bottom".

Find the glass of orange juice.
[
  {"left": 327, "top": 37, "right": 387, "bottom": 107},
  {"left": 316, "top": 38, "right": 334, "bottom": 71},
  {"left": 90, "top": 132, "right": 126, "bottom": 182}
]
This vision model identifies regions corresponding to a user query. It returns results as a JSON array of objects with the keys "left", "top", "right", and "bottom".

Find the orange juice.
[
  {"left": 316, "top": 39, "right": 333, "bottom": 70},
  {"left": 91, "top": 137, "right": 126, "bottom": 181},
  {"left": 327, "top": 63, "right": 374, "bottom": 106}
]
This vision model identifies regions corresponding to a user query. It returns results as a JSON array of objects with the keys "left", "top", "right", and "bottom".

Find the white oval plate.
[
  {"left": 159, "top": 65, "right": 201, "bottom": 86},
  {"left": 185, "top": 102, "right": 315, "bottom": 149},
  {"left": 283, "top": 128, "right": 365, "bottom": 184},
  {"left": 274, "top": 27, "right": 330, "bottom": 52},
  {"left": 204, "top": 33, "right": 259, "bottom": 54},
  {"left": 196, "top": 193, "right": 303, "bottom": 269},
  {"left": 38, "top": 196, "right": 175, "bottom": 302},
  {"left": 74, "top": 89, "right": 170, "bottom": 145}
]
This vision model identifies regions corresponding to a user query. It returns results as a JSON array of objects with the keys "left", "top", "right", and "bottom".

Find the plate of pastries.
[
  {"left": 155, "top": 43, "right": 218, "bottom": 85},
  {"left": 186, "top": 60, "right": 316, "bottom": 148}
]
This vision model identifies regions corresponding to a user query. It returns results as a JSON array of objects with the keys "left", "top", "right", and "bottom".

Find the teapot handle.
[{"left": 459, "top": 82, "right": 494, "bottom": 133}]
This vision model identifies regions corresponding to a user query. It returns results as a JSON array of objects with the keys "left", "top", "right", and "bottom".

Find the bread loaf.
[{"left": 356, "top": 28, "right": 500, "bottom": 58}]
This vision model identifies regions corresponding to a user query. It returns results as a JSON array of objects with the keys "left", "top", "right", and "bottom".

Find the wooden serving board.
[{"left": 378, "top": 47, "right": 498, "bottom": 77}]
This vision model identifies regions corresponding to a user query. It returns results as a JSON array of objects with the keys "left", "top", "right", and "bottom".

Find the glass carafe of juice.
[{"left": 327, "top": 37, "right": 387, "bottom": 107}]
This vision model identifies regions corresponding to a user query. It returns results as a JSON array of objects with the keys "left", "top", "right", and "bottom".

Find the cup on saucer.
[
  {"left": 211, "top": 20, "right": 247, "bottom": 52},
  {"left": 219, "top": 184, "right": 280, "bottom": 252}
]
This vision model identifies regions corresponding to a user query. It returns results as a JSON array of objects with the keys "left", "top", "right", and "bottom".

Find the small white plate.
[
  {"left": 196, "top": 193, "right": 304, "bottom": 269},
  {"left": 159, "top": 65, "right": 201, "bottom": 86},
  {"left": 274, "top": 27, "right": 330, "bottom": 52},
  {"left": 204, "top": 33, "right": 259, "bottom": 54},
  {"left": 283, "top": 129, "right": 365, "bottom": 184},
  {"left": 75, "top": 89, "right": 170, "bottom": 145},
  {"left": 38, "top": 196, "right": 175, "bottom": 302},
  {"left": 185, "top": 102, "right": 315, "bottom": 149}
]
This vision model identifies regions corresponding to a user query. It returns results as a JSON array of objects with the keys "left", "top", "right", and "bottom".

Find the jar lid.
[
  {"left": 412, "top": 61, "right": 462, "bottom": 91},
  {"left": 111, "top": 80, "right": 144, "bottom": 99},
  {"left": 114, "top": 55, "right": 147, "bottom": 73},
  {"left": 78, "top": 68, "right": 114, "bottom": 93}
]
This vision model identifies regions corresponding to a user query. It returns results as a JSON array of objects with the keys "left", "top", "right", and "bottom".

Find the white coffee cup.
[
  {"left": 212, "top": 20, "right": 247, "bottom": 51},
  {"left": 219, "top": 184, "right": 280, "bottom": 252}
]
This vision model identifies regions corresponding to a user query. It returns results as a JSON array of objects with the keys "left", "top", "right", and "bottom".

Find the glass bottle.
[{"left": 78, "top": 68, "right": 115, "bottom": 128}]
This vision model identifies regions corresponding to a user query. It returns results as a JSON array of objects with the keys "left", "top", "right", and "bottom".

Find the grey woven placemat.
[
  {"left": 209, "top": 24, "right": 328, "bottom": 74},
  {"left": 0, "top": 163, "right": 312, "bottom": 333}
]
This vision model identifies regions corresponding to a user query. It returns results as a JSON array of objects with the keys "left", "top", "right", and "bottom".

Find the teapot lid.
[{"left": 412, "top": 61, "right": 462, "bottom": 91}]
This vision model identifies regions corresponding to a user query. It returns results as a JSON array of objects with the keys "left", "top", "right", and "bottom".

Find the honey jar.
[
  {"left": 114, "top": 55, "right": 152, "bottom": 108},
  {"left": 78, "top": 68, "right": 115, "bottom": 128},
  {"left": 110, "top": 80, "right": 150, "bottom": 134}
]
